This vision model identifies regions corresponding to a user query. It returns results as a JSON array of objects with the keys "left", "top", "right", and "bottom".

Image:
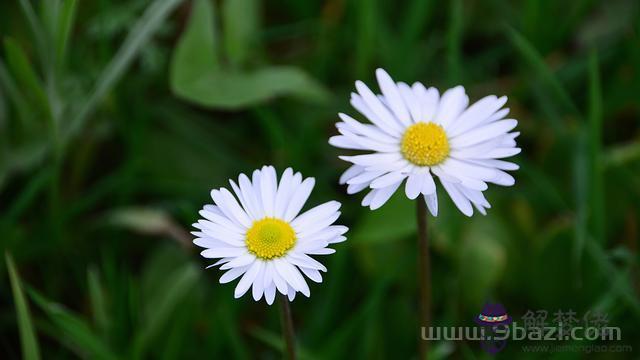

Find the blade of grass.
[
  {"left": 447, "top": 0, "right": 463, "bottom": 85},
  {"left": 0, "top": 60, "right": 32, "bottom": 125},
  {"left": 87, "top": 266, "right": 109, "bottom": 338},
  {"left": 28, "top": 287, "right": 116, "bottom": 359},
  {"left": 506, "top": 26, "right": 581, "bottom": 118},
  {"left": 573, "top": 128, "right": 589, "bottom": 276},
  {"left": 65, "top": 0, "right": 184, "bottom": 143},
  {"left": 131, "top": 263, "right": 198, "bottom": 359},
  {"left": 5, "top": 252, "right": 41, "bottom": 360},
  {"left": 55, "top": 0, "right": 78, "bottom": 69},
  {"left": 17, "top": 0, "right": 50, "bottom": 70},
  {"left": 2, "top": 38, "right": 50, "bottom": 115},
  {"left": 354, "top": 0, "right": 376, "bottom": 78},
  {"left": 587, "top": 50, "right": 604, "bottom": 244}
]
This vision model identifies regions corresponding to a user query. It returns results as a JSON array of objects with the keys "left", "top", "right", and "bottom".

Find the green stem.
[
  {"left": 417, "top": 200, "right": 431, "bottom": 359},
  {"left": 278, "top": 294, "right": 296, "bottom": 360}
]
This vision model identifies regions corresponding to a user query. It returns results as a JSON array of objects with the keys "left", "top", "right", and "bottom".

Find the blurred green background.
[{"left": 1, "top": 0, "right": 639, "bottom": 358}]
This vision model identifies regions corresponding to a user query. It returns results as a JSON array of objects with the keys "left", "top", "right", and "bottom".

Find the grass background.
[{"left": 1, "top": 0, "right": 639, "bottom": 358}]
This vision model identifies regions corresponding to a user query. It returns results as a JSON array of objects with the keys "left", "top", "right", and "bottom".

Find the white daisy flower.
[
  {"left": 330, "top": 69, "right": 521, "bottom": 216},
  {"left": 193, "top": 166, "right": 347, "bottom": 305}
]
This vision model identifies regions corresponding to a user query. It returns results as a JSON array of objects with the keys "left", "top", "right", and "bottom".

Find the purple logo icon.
[{"left": 475, "top": 303, "right": 511, "bottom": 354}]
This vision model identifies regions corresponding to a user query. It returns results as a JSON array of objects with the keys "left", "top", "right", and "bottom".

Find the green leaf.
[
  {"left": 5, "top": 253, "right": 41, "bottom": 360},
  {"left": 222, "top": 0, "right": 259, "bottom": 67},
  {"left": 132, "top": 263, "right": 199, "bottom": 358},
  {"left": 506, "top": 26, "right": 581, "bottom": 118},
  {"left": 0, "top": 59, "right": 32, "bottom": 125},
  {"left": 55, "top": 0, "right": 78, "bottom": 68},
  {"left": 28, "top": 288, "right": 115, "bottom": 359},
  {"left": 18, "top": 0, "right": 49, "bottom": 70},
  {"left": 170, "top": 0, "right": 329, "bottom": 109},
  {"left": 2, "top": 38, "right": 49, "bottom": 114},
  {"left": 172, "top": 67, "right": 330, "bottom": 109},
  {"left": 587, "top": 50, "right": 604, "bottom": 244},
  {"left": 87, "top": 267, "right": 109, "bottom": 338},
  {"left": 65, "top": 0, "right": 184, "bottom": 142},
  {"left": 171, "top": 0, "right": 219, "bottom": 83}
]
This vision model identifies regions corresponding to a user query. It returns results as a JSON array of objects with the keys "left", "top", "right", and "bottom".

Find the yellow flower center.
[
  {"left": 245, "top": 218, "right": 296, "bottom": 260},
  {"left": 400, "top": 122, "right": 450, "bottom": 166}
]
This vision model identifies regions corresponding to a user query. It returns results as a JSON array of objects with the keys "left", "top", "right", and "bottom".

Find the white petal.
[
  {"left": 488, "top": 170, "right": 516, "bottom": 186},
  {"left": 234, "top": 261, "right": 262, "bottom": 298},
  {"left": 238, "top": 173, "right": 261, "bottom": 220},
  {"left": 435, "top": 86, "right": 468, "bottom": 128},
  {"left": 441, "top": 181, "right": 473, "bottom": 216},
  {"left": 370, "top": 181, "right": 402, "bottom": 210},
  {"left": 284, "top": 177, "right": 315, "bottom": 222},
  {"left": 405, "top": 173, "right": 423, "bottom": 200},
  {"left": 450, "top": 119, "right": 518, "bottom": 148},
  {"left": 299, "top": 266, "right": 323, "bottom": 283},
  {"left": 338, "top": 113, "right": 398, "bottom": 143},
  {"left": 339, "top": 164, "right": 365, "bottom": 184},
  {"left": 226, "top": 180, "right": 257, "bottom": 221},
  {"left": 355, "top": 80, "right": 403, "bottom": 136},
  {"left": 220, "top": 254, "right": 256, "bottom": 270},
  {"left": 199, "top": 210, "right": 246, "bottom": 234},
  {"left": 376, "top": 69, "right": 411, "bottom": 125},
  {"left": 412, "top": 83, "right": 440, "bottom": 123},
  {"left": 421, "top": 172, "right": 437, "bottom": 195},
  {"left": 339, "top": 153, "right": 402, "bottom": 167},
  {"left": 214, "top": 188, "right": 252, "bottom": 228},
  {"left": 274, "top": 168, "right": 294, "bottom": 218},
  {"left": 259, "top": 166, "right": 277, "bottom": 217},
  {"left": 219, "top": 266, "right": 249, "bottom": 284},
  {"left": 370, "top": 171, "right": 407, "bottom": 189},
  {"left": 287, "top": 253, "right": 328, "bottom": 272},
  {"left": 291, "top": 201, "right": 341, "bottom": 232},
  {"left": 347, "top": 182, "right": 369, "bottom": 194},
  {"left": 201, "top": 248, "right": 246, "bottom": 259},
  {"left": 397, "top": 82, "right": 421, "bottom": 124},
  {"left": 252, "top": 262, "right": 266, "bottom": 301},
  {"left": 329, "top": 135, "right": 364, "bottom": 150},
  {"left": 265, "top": 283, "right": 277, "bottom": 305},
  {"left": 425, "top": 193, "right": 438, "bottom": 216},
  {"left": 273, "top": 270, "right": 288, "bottom": 295},
  {"left": 251, "top": 170, "right": 265, "bottom": 215},
  {"left": 440, "top": 158, "right": 497, "bottom": 181},
  {"left": 347, "top": 170, "right": 387, "bottom": 185},
  {"left": 448, "top": 95, "right": 507, "bottom": 137},
  {"left": 287, "top": 285, "right": 296, "bottom": 301},
  {"left": 275, "top": 259, "right": 310, "bottom": 297}
]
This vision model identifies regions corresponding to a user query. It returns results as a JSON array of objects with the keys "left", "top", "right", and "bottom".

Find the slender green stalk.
[
  {"left": 416, "top": 200, "right": 431, "bottom": 359},
  {"left": 278, "top": 295, "right": 296, "bottom": 360}
]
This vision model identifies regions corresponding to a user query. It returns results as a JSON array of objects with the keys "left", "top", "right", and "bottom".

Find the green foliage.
[
  {"left": 6, "top": 253, "right": 41, "bottom": 360},
  {"left": 170, "top": 0, "right": 329, "bottom": 109},
  {"left": 1, "top": 0, "right": 640, "bottom": 359}
]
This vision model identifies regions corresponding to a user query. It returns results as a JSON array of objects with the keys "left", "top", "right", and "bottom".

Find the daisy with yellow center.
[
  {"left": 193, "top": 166, "right": 347, "bottom": 304},
  {"left": 330, "top": 68, "right": 520, "bottom": 216}
]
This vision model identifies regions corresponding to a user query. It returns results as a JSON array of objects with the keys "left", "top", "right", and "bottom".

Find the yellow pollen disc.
[
  {"left": 245, "top": 218, "right": 296, "bottom": 260},
  {"left": 400, "top": 122, "right": 450, "bottom": 166}
]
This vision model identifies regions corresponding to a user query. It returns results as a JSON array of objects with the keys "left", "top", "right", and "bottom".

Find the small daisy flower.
[
  {"left": 193, "top": 166, "right": 347, "bottom": 305},
  {"left": 330, "top": 69, "right": 520, "bottom": 216}
]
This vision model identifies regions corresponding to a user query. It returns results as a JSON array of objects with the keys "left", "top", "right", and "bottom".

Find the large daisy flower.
[
  {"left": 330, "top": 69, "right": 520, "bottom": 216},
  {"left": 193, "top": 166, "right": 347, "bottom": 305}
]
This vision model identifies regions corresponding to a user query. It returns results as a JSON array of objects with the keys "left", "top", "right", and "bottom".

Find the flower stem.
[
  {"left": 417, "top": 200, "right": 431, "bottom": 359},
  {"left": 278, "top": 294, "right": 296, "bottom": 360}
]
